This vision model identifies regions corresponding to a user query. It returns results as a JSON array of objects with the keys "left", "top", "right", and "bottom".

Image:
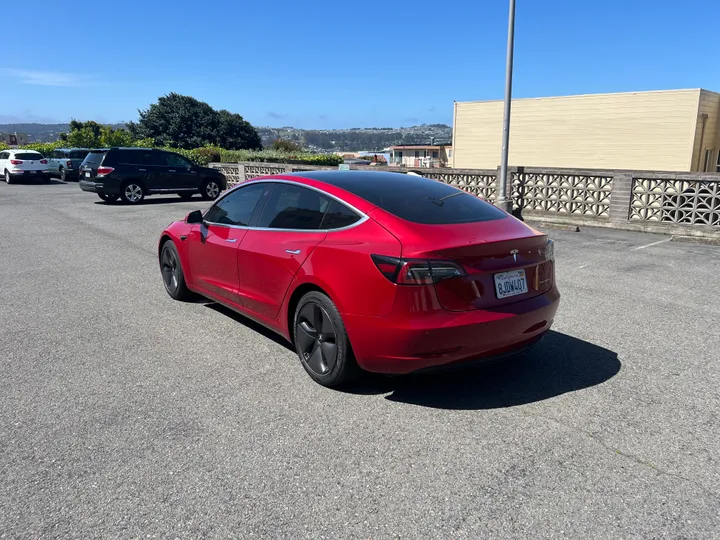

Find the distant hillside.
[
  {"left": 1, "top": 122, "right": 453, "bottom": 151},
  {"left": 257, "top": 124, "right": 452, "bottom": 152},
  {"left": 0, "top": 123, "right": 127, "bottom": 143}
]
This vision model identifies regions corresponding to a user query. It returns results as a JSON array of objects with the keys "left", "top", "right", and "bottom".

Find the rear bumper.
[
  {"left": 8, "top": 170, "right": 49, "bottom": 178},
  {"left": 344, "top": 288, "right": 560, "bottom": 374},
  {"left": 79, "top": 180, "right": 119, "bottom": 195}
]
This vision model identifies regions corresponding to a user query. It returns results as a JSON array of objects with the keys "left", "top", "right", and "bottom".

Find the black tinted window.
[
  {"left": 204, "top": 184, "right": 265, "bottom": 226},
  {"left": 163, "top": 152, "right": 191, "bottom": 167},
  {"left": 320, "top": 200, "right": 361, "bottom": 230},
  {"left": 294, "top": 171, "right": 506, "bottom": 225},
  {"left": 258, "top": 184, "right": 330, "bottom": 230},
  {"left": 83, "top": 151, "right": 106, "bottom": 166},
  {"left": 69, "top": 150, "right": 89, "bottom": 159},
  {"left": 15, "top": 152, "right": 43, "bottom": 160},
  {"left": 116, "top": 150, "right": 162, "bottom": 166}
]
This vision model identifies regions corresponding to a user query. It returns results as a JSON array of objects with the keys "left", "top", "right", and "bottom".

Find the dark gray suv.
[{"left": 78, "top": 147, "right": 227, "bottom": 204}]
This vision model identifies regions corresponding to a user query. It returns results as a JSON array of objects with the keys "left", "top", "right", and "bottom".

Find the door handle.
[
  {"left": 286, "top": 249, "right": 301, "bottom": 254},
  {"left": 169, "top": 170, "right": 177, "bottom": 172},
  {"left": 226, "top": 238, "right": 238, "bottom": 243},
  {"left": 138, "top": 169, "right": 147, "bottom": 172}
]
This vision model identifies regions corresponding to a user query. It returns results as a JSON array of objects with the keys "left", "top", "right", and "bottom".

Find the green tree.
[
  {"left": 100, "top": 127, "right": 134, "bottom": 147},
  {"left": 127, "top": 93, "right": 261, "bottom": 150},
  {"left": 59, "top": 120, "right": 104, "bottom": 144},
  {"left": 65, "top": 127, "right": 100, "bottom": 148},
  {"left": 271, "top": 138, "right": 302, "bottom": 152}
]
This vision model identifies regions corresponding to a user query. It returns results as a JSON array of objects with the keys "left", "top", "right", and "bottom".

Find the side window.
[
  {"left": 204, "top": 184, "right": 266, "bottom": 226},
  {"left": 51, "top": 150, "right": 60, "bottom": 159},
  {"left": 0, "top": 152, "right": 7, "bottom": 159},
  {"left": 320, "top": 200, "right": 361, "bottom": 230},
  {"left": 117, "top": 150, "right": 162, "bottom": 166},
  {"left": 257, "top": 184, "right": 330, "bottom": 230},
  {"left": 163, "top": 152, "right": 192, "bottom": 168}
]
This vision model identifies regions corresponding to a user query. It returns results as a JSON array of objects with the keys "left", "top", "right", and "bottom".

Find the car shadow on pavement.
[
  {"left": 343, "top": 331, "right": 621, "bottom": 410},
  {"left": 204, "top": 303, "right": 294, "bottom": 350},
  {"left": 92, "top": 197, "right": 203, "bottom": 206}
]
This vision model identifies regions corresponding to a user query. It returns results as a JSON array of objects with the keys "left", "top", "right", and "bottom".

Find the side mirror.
[{"left": 186, "top": 210, "right": 203, "bottom": 224}]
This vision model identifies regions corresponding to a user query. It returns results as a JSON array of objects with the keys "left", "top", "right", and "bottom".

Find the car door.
[
  {"left": 161, "top": 152, "right": 198, "bottom": 191},
  {"left": 48, "top": 150, "right": 58, "bottom": 174},
  {"left": 187, "top": 183, "right": 268, "bottom": 305},
  {"left": 237, "top": 183, "right": 330, "bottom": 319}
]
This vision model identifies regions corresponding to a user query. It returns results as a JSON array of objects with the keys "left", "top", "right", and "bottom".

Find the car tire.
[
  {"left": 120, "top": 181, "right": 145, "bottom": 204},
  {"left": 98, "top": 193, "right": 119, "bottom": 203},
  {"left": 293, "top": 291, "right": 361, "bottom": 387},
  {"left": 178, "top": 193, "right": 194, "bottom": 200},
  {"left": 59, "top": 167, "right": 66, "bottom": 182},
  {"left": 201, "top": 179, "right": 221, "bottom": 200},
  {"left": 160, "top": 240, "right": 192, "bottom": 301},
  {"left": 5, "top": 170, "right": 12, "bottom": 184}
]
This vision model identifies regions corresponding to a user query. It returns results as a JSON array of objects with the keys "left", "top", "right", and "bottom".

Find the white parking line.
[{"left": 630, "top": 238, "right": 672, "bottom": 251}]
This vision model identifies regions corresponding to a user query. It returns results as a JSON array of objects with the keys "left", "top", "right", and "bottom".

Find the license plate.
[
  {"left": 29, "top": 171, "right": 36, "bottom": 174},
  {"left": 494, "top": 269, "right": 528, "bottom": 299},
  {"left": 85, "top": 172, "right": 91, "bottom": 178}
]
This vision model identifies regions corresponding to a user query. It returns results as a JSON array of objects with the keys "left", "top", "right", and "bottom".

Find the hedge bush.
[
  {"left": 218, "top": 149, "right": 343, "bottom": 166},
  {"left": 9, "top": 140, "right": 340, "bottom": 167}
]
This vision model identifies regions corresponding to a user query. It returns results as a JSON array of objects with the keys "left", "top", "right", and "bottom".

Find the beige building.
[{"left": 452, "top": 89, "right": 720, "bottom": 172}]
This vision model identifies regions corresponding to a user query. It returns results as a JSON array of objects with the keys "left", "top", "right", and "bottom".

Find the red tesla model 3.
[{"left": 158, "top": 171, "right": 559, "bottom": 387}]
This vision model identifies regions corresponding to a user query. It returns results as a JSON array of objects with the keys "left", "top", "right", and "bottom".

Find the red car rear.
[{"left": 158, "top": 171, "right": 559, "bottom": 387}]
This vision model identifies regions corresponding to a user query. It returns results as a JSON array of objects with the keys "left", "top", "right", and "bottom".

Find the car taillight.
[
  {"left": 97, "top": 166, "right": 115, "bottom": 176},
  {"left": 371, "top": 255, "right": 467, "bottom": 285},
  {"left": 10, "top": 159, "right": 22, "bottom": 165},
  {"left": 66, "top": 160, "right": 72, "bottom": 168},
  {"left": 40, "top": 159, "right": 48, "bottom": 164}
]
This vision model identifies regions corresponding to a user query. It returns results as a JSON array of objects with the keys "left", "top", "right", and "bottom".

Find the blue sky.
[{"left": 1, "top": 0, "right": 719, "bottom": 129}]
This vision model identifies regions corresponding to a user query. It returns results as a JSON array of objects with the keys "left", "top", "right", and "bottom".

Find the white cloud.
[{"left": 0, "top": 68, "right": 90, "bottom": 87}]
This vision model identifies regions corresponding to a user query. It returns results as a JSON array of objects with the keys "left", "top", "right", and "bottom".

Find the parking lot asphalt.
[{"left": 1, "top": 179, "right": 719, "bottom": 539}]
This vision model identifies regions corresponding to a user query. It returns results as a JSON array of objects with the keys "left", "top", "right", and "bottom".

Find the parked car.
[
  {"left": 158, "top": 171, "right": 559, "bottom": 387},
  {"left": 78, "top": 147, "right": 227, "bottom": 204},
  {"left": 0, "top": 149, "right": 50, "bottom": 184},
  {"left": 48, "top": 148, "right": 91, "bottom": 181}
]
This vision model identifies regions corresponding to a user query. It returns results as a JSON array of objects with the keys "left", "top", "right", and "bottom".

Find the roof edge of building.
[{"left": 455, "top": 88, "right": 708, "bottom": 105}]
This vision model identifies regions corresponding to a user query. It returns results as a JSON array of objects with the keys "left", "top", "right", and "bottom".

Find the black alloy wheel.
[
  {"left": 160, "top": 241, "right": 191, "bottom": 301},
  {"left": 293, "top": 291, "right": 360, "bottom": 387},
  {"left": 296, "top": 303, "right": 339, "bottom": 376}
]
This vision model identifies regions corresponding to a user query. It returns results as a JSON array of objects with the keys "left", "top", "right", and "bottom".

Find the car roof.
[
  {"left": 108, "top": 147, "right": 156, "bottom": 151},
  {"left": 54, "top": 147, "right": 91, "bottom": 151},
  {"left": 280, "top": 170, "right": 445, "bottom": 192}
]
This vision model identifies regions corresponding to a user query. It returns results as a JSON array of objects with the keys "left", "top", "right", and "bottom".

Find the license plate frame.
[
  {"left": 85, "top": 172, "right": 91, "bottom": 178},
  {"left": 494, "top": 269, "right": 529, "bottom": 299}
]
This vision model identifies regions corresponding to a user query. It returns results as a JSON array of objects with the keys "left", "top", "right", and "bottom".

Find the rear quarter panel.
[{"left": 281, "top": 217, "right": 402, "bottom": 332}]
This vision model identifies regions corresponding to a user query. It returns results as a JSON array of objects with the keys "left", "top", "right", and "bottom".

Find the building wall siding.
[
  {"left": 453, "top": 89, "right": 703, "bottom": 171},
  {"left": 692, "top": 90, "right": 720, "bottom": 171}
]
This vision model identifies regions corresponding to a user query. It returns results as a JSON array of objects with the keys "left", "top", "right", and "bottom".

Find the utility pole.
[{"left": 496, "top": 0, "right": 516, "bottom": 213}]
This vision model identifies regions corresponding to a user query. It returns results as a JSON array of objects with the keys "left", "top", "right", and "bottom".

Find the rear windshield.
[
  {"left": 15, "top": 152, "right": 44, "bottom": 160},
  {"left": 69, "top": 150, "right": 90, "bottom": 159},
  {"left": 329, "top": 174, "right": 507, "bottom": 225},
  {"left": 82, "top": 151, "right": 106, "bottom": 166}
]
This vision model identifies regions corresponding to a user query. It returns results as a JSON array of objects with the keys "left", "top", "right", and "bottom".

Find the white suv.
[{"left": 0, "top": 149, "right": 50, "bottom": 184}]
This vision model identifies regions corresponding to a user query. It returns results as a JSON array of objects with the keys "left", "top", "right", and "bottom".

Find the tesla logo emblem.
[{"left": 510, "top": 249, "right": 519, "bottom": 262}]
